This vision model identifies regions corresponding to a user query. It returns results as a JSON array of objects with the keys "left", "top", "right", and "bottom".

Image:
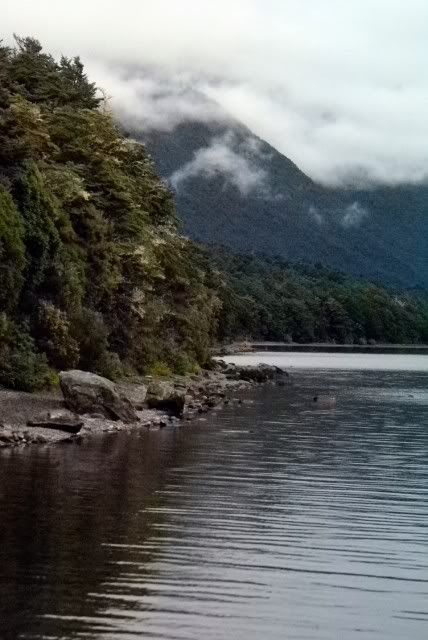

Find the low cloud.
[
  {"left": 3, "top": 0, "right": 428, "bottom": 186},
  {"left": 341, "top": 202, "right": 369, "bottom": 228},
  {"left": 170, "top": 132, "right": 268, "bottom": 196},
  {"left": 308, "top": 205, "right": 324, "bottom": 225},
  {"left": 89, "top": 64, "right": 228, "bottom": 132}
]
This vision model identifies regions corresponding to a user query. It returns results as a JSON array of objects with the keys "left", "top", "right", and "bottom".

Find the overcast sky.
[{"left": 3, "top": 0, "right": 428, "bottom": 186}]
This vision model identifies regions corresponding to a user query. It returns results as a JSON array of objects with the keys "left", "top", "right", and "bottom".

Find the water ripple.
[{"left": 0, "top": 365, "right": 427, "bottom": 639}]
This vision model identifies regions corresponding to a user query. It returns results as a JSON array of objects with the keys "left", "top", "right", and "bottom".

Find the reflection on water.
[{"left": 1, "top": 361, "right": 428, "bottom": 639}]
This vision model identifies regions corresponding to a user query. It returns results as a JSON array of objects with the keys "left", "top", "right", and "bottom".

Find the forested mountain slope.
[{"left": 140, "top": 120, "right": 428, "bottom": 288}]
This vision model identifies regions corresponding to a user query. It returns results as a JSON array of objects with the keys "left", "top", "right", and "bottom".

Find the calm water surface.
[{"left": 1, "top": 354, "right": 428, "bottom": 639}]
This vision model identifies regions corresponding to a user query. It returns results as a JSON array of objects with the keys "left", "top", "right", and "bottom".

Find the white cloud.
[
  {"left": 88, "top": 64, "right": 228, "bottom": 132},
  {"left": 341, "top": 202, "right": 369, "bottom": 228},
  {"left": 308, "top": 206, "right": 324, "bottom": 225},
  {"left": 170, "top": 132, "right": 267, "bottom": 195},
  {"left": 3, "top": 0, "right": 428, "bottom": 185}
]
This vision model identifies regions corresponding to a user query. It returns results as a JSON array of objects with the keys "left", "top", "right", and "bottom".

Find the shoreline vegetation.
[
  {"left": 0, "top": 37, "right": 428, "bottom": 402},
  {"left": 0, "top": 361, "right": 288, "bottom": 448},
  {"left": 220, "top": 342, "right": 428, "bottom": 354}
]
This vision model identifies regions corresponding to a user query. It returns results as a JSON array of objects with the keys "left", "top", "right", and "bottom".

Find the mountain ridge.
[{"left": 134, "top": 119, "right": 428, "bottom": 288}]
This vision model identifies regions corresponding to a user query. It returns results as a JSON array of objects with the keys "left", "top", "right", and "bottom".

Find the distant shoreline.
[{"left": 223, "top": 342, "right": 428, "bottom": 355}]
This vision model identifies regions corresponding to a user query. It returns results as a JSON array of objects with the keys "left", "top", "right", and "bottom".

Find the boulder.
[
  {"left": 117, "top": 382, "right": 148, "bottom": 410},
  {"left": 59, "top": 370, "right": 138, "bottom": 423},
  {"left": 146, "top": 380, "right": 187, "bottom": 417},
  {"left": 0, "top": 429, "right": 14, "bottom": 443},
  {"left": 227, "top": 363, "right": 286, "bottom": 383},
  {"left": 27, "top": 410, "right": 84, "bottom": 433}
]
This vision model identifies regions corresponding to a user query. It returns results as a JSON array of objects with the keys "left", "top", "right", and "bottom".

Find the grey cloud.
[
  {"left": 3, "top": 0, "right": 428, "bottom": 186},
  {"left": 170, "top": 132, "right": 268, "bottom": 195}
]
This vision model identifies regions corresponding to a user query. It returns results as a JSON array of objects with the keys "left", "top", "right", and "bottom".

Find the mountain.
[{"left": 134, "top": 119, "right": 428, "bottom": 288}]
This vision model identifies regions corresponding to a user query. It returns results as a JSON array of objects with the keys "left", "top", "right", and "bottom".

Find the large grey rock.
[
  {"left": 117, "top": 382, "right": 147, "bottom": 410},
  {"left": 59, "top": 370, "right": 138, "bottom": 423},
  {"left": 146, "top": 380, "right": 187, "bottom": 417}
]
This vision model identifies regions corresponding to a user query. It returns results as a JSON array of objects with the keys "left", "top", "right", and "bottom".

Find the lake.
[{"left": 1, "top": 353, "right": 428, "bottom": 639}]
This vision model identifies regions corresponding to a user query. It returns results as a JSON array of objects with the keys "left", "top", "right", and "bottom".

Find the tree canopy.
[
  {"left": 211, "top": 250, "right": 428, "bottom": 345},
  {"left": 0, "top": 37, "right": 219, "bottom": 389}
]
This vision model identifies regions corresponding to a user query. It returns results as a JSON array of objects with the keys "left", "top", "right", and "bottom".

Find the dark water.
[{"left": 1, "top": 364, "right": 428, "bottom": 639}]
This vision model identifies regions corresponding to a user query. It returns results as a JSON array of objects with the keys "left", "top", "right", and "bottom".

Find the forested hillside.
[
  {"left": 212, "top": 250, "right": 428, "bottom": 345},
  {"left": 0, "top": 37, "right": 220, "bottom": 390},
  {"left": 0, "top": 38, "right": 427, "bottom": 393},
  {"left": 141, "top": 120, "right": 428, "bottom": 288}
]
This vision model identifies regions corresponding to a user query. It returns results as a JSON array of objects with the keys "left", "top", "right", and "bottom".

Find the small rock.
[
  {"left": 313, "top": 395, "right": 337, "bottom": 408},
  {"left": 226, "top": 363, "right": 286, "bottom": 383},
  {"left": 27, "top": 410, "right": 84, "bottom": 433}
]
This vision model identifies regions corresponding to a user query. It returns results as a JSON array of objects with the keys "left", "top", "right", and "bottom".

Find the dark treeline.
[
  {"left": 0, "top": 37, "right": 427, "bottom": 392},
  {"left": 0, "top": 37, "right": 220, "bottom": 390},
  {"left": 211, "top": 250, "right": 428, "bottom": 345}
]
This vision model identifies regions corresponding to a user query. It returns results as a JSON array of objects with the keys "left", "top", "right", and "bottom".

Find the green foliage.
[
  {"left": 0, "top": 37, "right": 219, "bottom": 389},
  {"left": 9, "top": 36, "right": 99, "bottom": 109},
  {"left": 211, "top": 250, "right": 428, "bottom": 345},
  {"left": 0, "top": 186, "right": 26, "bottom": 311},
  {"left": 35, "top": 301, "right": 79, "bottom": 369},
  {"left": 15, "top": 162, "right": 61, "bottom": 296},
  {"left": 94, "top": 350, "right": 124, "bottom": 381},
  {"left": 0, "top": 313, "right": 51, "bottom": 391},
  {"left": 147, "top": 361, "right": 173, "bottom": 377},
  {"left": 173, "top": 353, "right": 198, "bottom": 376},
  {"left": 68, "top": 307, "right": 109, "bottom": 371}
]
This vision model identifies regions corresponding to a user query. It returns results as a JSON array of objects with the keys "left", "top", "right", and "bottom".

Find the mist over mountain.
[
  {"left": 5, "top": 2, "right": 427, "bottom": 287},
  {"left": 126, "top": 115, "right": 428, "bottom": 289},
  {"left": 0, "top": 33, "right": 427, "bottom": 392}
]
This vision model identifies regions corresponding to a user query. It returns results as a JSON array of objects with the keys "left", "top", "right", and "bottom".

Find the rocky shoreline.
[{"left": 0, "top": 361, "right": 288, "bottom": 449}]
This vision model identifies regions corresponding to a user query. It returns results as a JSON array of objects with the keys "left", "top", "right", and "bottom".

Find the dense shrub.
[
  {"left": 0, "top": 37, "right": 219, "bottom": 390},
  {"left": 0, "top": 314, "right": 51, "bottom": 391},
  {"left": 0, "top": 186, "right": 26, "bottom": 311},
  {"left": 35, "top": 301, "right": 79, "bottom": 369},
  {"left": 94, "top": 350, "right": 124, "bottom": 381},
  {"left": 146, "top": 361, "right": 173, "bottom": 377}
]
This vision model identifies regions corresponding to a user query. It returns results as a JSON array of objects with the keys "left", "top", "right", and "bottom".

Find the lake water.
[{"left": 1, "top": 353, "right": 428, "bottom": 639}]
